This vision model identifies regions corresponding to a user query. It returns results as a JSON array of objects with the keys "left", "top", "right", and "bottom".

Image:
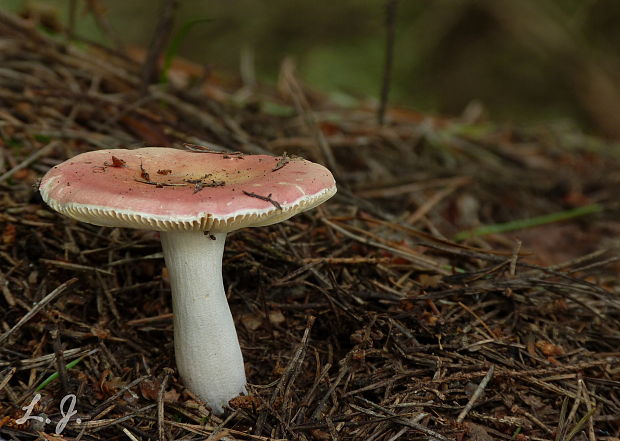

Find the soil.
[{"left": 1, "top": 10, "right": 619, "bottom": 441}]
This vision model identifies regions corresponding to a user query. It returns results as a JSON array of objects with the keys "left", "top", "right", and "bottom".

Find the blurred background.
[{"left": 3, "top": 0, "right": 620, "bottom": 138}]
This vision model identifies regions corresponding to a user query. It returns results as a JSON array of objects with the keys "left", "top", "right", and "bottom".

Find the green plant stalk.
[
  {"left": 160, "top": 18, "right": 212, "bottom": 83},
  {"left": 510, "top": 427, "right": 522, "bottom": 441},
  {"left": 454, "top": 204, "right": 603, "bottom": 242},
  {"left": 35, "top": 355, "right": 86, "bottom": 391}
]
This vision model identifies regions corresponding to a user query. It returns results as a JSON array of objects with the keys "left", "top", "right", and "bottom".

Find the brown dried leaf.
[
  {"left": 110, "top": 156, "right": 125, "bottom": 167},
  {"left": 99, "top": 370, "right": 125, "bottom": 396},
  {"left": 139, "top": 379, "right": 160, "bottom": 401}
]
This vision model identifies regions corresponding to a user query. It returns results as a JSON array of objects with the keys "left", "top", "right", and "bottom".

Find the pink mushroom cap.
[{"left": 39, "top": 147, "right": 337, "bottom": 232}]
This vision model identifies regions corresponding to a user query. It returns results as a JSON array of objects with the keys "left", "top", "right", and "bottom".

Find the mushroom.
[{"left": 39, "top": 147, "right": 336, "bottom": 414}]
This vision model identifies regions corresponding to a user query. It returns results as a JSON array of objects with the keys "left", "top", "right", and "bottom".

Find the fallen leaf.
[
  {"left": 110, "top": 156, "right": 125, "bottom": 167},
  {"left": 139, "top": 379, "right": 160, "bottom": 401},
  {"left": 99, "top": 369, "right": 125, "bottom": 396}
]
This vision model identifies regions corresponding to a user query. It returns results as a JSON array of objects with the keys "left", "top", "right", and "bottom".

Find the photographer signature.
[{"left": 16, "top": 393, "right": 81, "bottom": 434}]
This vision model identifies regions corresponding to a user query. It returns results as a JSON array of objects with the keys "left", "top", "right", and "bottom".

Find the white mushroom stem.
[{"left": 160, "top": 230, "right": 246, "bottom": 415}]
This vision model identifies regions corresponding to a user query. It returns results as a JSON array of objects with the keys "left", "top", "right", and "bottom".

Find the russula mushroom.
[{"left": 39, "top": 147, "right": 336, "bottom": 414}]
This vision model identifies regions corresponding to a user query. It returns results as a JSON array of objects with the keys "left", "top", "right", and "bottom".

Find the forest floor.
[{"left": 0, "top": 10, "right": 619, "bottom": 441}]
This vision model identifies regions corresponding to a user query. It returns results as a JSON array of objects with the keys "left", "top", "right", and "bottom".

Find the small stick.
[
  {"left": 301, "top": 257, "right": 392, "bottom": 265},
  {"left": 184, "top": 143, "right": 225, "bottom": 153},
  {"left": 385, "top": 426, "right": 408, "bottom": 441},
  {"left": 0, "top": 278, "right": 78, "bottom": 346},
  {"left": 509, "top": 239, "right": 522, "bottom": 277},
  {"left": 127, "top": 313, "right": 174, "bottom": 326},
  {"left": 0, "top": 367, "right": 16, "bottom": 392},
  {"left": 515, "top": 408, "right": 554, "bottom": 434},
  {"left": 85, "top": 0, "right": 125, "bottom": 51},
  {"left": 565, "top": 375, "right": 583, "bottom": 427},
  {"left": 321, "top": 218, "right": 450, "bottom": 275},
  {"left": 378, "top": 0, "right": 399, "bottom": 125},
  {"left": 0, "top": 348, "right": 87, "bottom": 369},
  {"left": 406, "top": 180, "right": 467, "bottom": 225},
  {"left": 185, "top": 178, "right": 225, "bottom": 194},
  {"left": 88, "top": 375, "right": 151, "bottom": 418},
  {"left": 325, "top": 417, "right": 339, "bottom": 441},
  {"left": 40, "top": 259, "right": 113, "bottom": 275},
  {"left": 242, "top": 190, "right": 282, "bottom": 210},
  {"left": 255, "top": 317, "right": 315, "bottom": 434},
  {"left": 139, "top": 161, "right": 150, "bottom": 181},
  {"left": 183, "top": 143, "right": 245, "bottom": 156},
  {"left": 122, "top": 427, "right": 140, "bottom": 441},
  {"left": 311, "top": 358, "right": 350, "bottom": 420},
  {"left": 456, "top": 365, "right": 494, "bottom": 422},
  {"left": 212, "top": 415, "right": 238, "bottom": 440},
  {"left": 158, "top": 368, "right": 173, "bottom": 441},
  {"left": 0, "top": 141, "right": 59, "bottom": 184},
  {"left": 458, "top": 301, "right": 496, "bottom": 340},
  {"left": 240, "top": 46, "right": 257, "bottom": 90},
  {"left": 140, "top": 0, "right": 179, "bottom": 92},
  {"left": 272, "top": 152, "right": 290, "bottom": 171},
  {"left": 67, "top": 0, "right": 77, "bottom": 40},
  {"left": 580, "top": 380, "right": 596, "bottom": 441},
  {"left": 51, "top": 325, "right": 70, "bottom": 396},
  {"left": 353, "top": 398, "right": 451, "bottom": 441},
  {"left": 134, "top": 178, "right": 185, "bottom": 187},
  {"left": 0, "top": 271, "right": 16, "bottom": 307},
  {"left": 279, "top": 60, "right": 341, "bottom": 178}
]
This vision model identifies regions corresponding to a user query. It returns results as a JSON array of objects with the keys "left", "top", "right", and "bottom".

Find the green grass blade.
[
  {"left": 161, "top": 18, "right": 213, "bottom": 83},
  {"left": 36, "top": 354, "right": 87, "bottom": 391},
  {"left": 454, "top": 204, "right": 603, "bottom": 242}
]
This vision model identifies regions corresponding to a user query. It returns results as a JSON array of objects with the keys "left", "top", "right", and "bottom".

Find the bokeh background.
[{"left": 4, "top": 0, "right": 620, "bottom": 138}]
